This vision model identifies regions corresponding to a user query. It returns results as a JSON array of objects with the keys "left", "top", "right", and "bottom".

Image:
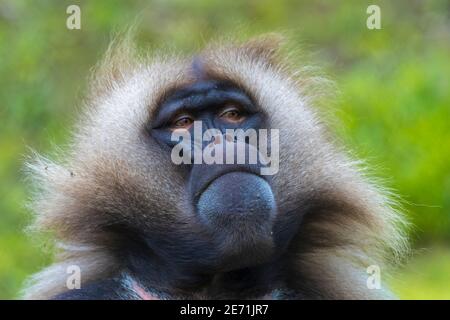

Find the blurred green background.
[{"left": 0, "top": 0, "right": 449, "bottom": 299}]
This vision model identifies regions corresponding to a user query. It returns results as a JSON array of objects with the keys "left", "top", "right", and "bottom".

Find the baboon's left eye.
[{"left": 219, "top": 105, "right": 245, "bottom": 123}]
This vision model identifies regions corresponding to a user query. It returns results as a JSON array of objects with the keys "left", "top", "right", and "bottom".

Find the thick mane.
[
  {"left": 22, "top": 37, "right": 144, "bottom": 299},
  {"left": 22, "top": 35, "right": 409, "bottom": 299}
]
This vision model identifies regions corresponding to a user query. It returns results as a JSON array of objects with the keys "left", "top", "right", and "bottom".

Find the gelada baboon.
[{"left": 22, "top": 34, "right": 408, "bottom": 300}]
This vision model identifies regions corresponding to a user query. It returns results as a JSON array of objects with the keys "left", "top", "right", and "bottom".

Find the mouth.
[
  {"left": 195, "top": 170, "right": 277, "bottom": 269},
  {"left": 188, "top": 163, "right": 277, "bottom": 270}
]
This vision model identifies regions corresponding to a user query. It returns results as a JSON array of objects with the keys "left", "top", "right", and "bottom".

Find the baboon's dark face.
[{"left": 148, "top": 79, "right": 281, "bottom": 271}]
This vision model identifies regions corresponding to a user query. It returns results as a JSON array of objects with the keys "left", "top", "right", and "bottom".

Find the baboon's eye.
[
  {"left": 219, "top": 104, "right": 246, "bottom": 123},
  {"left": 171, "top": 114, "right": 194, "bottom": 130}
]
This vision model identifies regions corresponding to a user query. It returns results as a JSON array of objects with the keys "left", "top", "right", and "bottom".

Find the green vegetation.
[{"left": 0, "top": 0, "right": 449, "bottom": 299}]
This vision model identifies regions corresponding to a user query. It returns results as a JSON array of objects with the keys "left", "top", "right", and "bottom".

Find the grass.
[{"left": 392, "top": 247, "right": 450, "bottom": 299}]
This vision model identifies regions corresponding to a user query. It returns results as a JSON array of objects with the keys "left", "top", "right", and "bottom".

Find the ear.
[{"left": 239, "top": 33, "right": 285, "bottom": 65}]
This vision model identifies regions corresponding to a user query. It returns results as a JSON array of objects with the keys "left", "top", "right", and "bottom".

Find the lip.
[
  {"left": 191, "top": 164, "right": 265, "bottom": 203},
  {"left": 196, "top": 170, "right": 258, "bottom": 199}
]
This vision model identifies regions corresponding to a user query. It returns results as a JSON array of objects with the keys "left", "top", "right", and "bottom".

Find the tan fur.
[{"left": 22, "top": 34, "right": 408, "bottom": 299}]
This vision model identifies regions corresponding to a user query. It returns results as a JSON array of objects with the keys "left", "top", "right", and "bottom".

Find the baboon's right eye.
[{"left": 171, "top": 114, "right": 194, "bottom": 130}]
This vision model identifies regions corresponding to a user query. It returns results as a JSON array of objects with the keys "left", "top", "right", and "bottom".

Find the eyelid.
[
  {"left": 173, "top": 113, "right": 193, "bottom": 122},
  {"left": 219, "top": 104, "right": 244, "bottom": 116},
  {"left": 170, "top": 113, "right": 195, "bottom": 129}
]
